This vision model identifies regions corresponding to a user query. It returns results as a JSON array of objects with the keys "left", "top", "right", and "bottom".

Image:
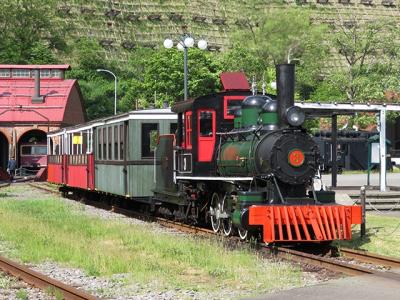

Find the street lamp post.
[
  {"left": 96, "top": 69, "right": 117, "bottom": 115},
  {"left": 163, "top": 35, "right": 207, "bottom": 101}
]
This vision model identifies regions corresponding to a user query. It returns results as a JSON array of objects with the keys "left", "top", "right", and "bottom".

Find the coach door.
[{"left": 197, "top": 110, "right": 216, "bottom": 162}]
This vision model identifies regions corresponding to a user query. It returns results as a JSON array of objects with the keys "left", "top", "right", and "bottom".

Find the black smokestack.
[{"left": 276, "top": 64, "right": 295, "bottom": 127}]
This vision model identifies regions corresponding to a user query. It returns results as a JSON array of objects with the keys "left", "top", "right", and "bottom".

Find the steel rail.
[
  {"left": 0, "top": 182, "right": 10, "bottom": 189},
  {"left": 269, "top": 246, "right": 400, "bottom": 281},
  {"left": 269, "top": 246, "right": 374, "bottom": 276},
  {"left": 0, "top": 255, "right": 99, "bottom": 300},
  {"left": 155, "top": 217, "right": 216, "bottom": 235},
  {"left": 28, "top": 182, "right": 60, "bottom": 194},
  {"left": 339, "top": 247, "right": 400, "bottom": 269}
]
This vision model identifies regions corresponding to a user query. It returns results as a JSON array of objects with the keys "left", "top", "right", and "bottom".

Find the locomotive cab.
[{"left": 169, "top": 73, "right": 254, "bottom": 178}]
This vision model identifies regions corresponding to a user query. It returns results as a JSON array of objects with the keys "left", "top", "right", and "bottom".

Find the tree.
[
  {"left": 66, "top": 38, "right": 118, "bottom": 120},
  {"left": 119, "top": 48, "right": 223, "bottom": 111},
  {"left": 326, "top": 16, "right": 400, "bottom": 102},
  {"left": 222, "top": 7, "right": 329, "bottom": 99},
  {"left": 0, "top": 0, "right": 68, "bottom": 64}
]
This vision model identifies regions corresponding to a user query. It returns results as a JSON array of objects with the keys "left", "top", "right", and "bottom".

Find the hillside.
[{"left": 58, "top": 0, "right": 400, "bottom": 61}]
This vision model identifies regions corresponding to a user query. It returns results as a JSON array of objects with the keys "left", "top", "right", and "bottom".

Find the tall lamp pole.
[
  {"left": 96, "top": 69, "right": 117, "bottom": 115},
  {"left": 163, "top": 35, "right": 208, "bottom": 100}
]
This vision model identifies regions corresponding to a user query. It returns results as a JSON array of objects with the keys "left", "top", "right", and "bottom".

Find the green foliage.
[
  {"left": 66, "top": 38, "right": 117, "bottom": 119},
  {"left": 0, "top": 274, "right": 13, "bottom": 289},
  {"left": 326, "top": 17, "right": 400, "bottom": 101},
  {"left": 337, "top": 213, "right": 400, "bottom": 259},
  {"left": 310, "top": 74, "right": 347, "bottom": 102},
  {"left": 223, "top": 7, "right": 329, "bottom": 100},
  {"left": 28, "top": 42, "right": 58, "bottom": 64},
  {"left": 303, "top": 118, "right": 320, "bottom": 134},
  {"left": 0, "top": 0, "right": 68, "bottom": 64},
  {"left": 16, "top": 289, "right": 28, "bottom": 300},
  {"left": 120, "top": 48, "right": 222, "bottom": 111},
  {"left": 45, "top": 286, "right": 64, "bottom": 300}
]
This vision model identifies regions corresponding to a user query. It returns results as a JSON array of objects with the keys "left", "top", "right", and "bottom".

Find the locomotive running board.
[{"left": 248, "top": 205, "right": 362, "bottom": 243}]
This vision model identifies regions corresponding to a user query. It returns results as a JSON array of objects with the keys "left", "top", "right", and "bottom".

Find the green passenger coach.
[{"left": 94, "top": 109, "right": 177, "bottom": 199}]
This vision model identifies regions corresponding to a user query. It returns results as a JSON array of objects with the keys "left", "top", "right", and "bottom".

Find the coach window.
[
  {"left": 119, "top": 124, "right": 124, "bottom": 160},
  {"left": 199, "top": 111, "right": 213, "bottom": 137},
  {"left": 114, "top": 126, "right": 119, "bottom": 160},
  {"left": 170, "top": 123, "right": 177, "bottom": 135},
  {"left": 141, "top": 123, "right": 158, "bottom": 159},
  {"left": 108, "top": 126, "right": 112, "bottom": 160},
  {"left": 97, "top": 128, "right": 101, "bottom": 160},
  {"left": 103, "top": 127, "right": 107, "bottom": 160}
]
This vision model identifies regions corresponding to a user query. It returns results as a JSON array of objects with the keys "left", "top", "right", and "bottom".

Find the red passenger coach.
[{"left": 47, "top": 122, "right": 96, "bottom": 190}]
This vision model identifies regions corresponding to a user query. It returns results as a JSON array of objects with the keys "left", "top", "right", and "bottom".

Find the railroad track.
[
  {"left": 28, "top": 182, "right": 60, "bottom": 194},
  {"left": 0, "top": 182, "right": 10, "bottom": 189},
  {"left": 29, "top": 182, "right": 215, "bottom": 236},
  {"left": 268, "top": 246, "right": 400, "bottom": 280},
  {"left": 27, "top": 182, "right": 400, "bottom": 280},
  {"left": 0, "top": 255, "right": 99, "bottom": 300},
  {"left": 339, "top": 247, "right": 400, "bottom": 269}
]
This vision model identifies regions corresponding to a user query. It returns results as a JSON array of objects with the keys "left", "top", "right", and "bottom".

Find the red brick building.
[{"left": 0, "top": 65, "right": 86, "bottom": 172}]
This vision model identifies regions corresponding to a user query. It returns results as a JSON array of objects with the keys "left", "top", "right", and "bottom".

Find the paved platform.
[
  {"left": 322, "top": 173, "right": 400, "bottom": 188},
  {"left": 246, "top": 273, "right": 400, "bottom": 300}
]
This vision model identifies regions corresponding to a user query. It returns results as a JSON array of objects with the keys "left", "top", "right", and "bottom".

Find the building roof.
[
  {"left": 47, "top": 108, "right": 176, "bottom": 137},
  {"left": 0, "top": 77, "right": 79, "bottom": 123},
  {"left": 0, "top": 65, "right": 70, "bottom": 70},
  {"left": 220, "top": 72, "right": 250, "bottom": 91}
]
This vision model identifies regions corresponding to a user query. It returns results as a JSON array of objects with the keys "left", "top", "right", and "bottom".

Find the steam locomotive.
[
  {"left": 154, "top": 64, "right": 361, "bottom": 243},
  {"left": 48, "top": 64, "right": 361, "bottom": 244}
]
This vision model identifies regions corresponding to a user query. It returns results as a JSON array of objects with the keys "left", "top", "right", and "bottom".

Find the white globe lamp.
[
  {"left": 163, "top": 39, "right": 173, "bottom": 49},
  {"left": 197, "top": 39, "right": 208, "bottom": 50},
  {"left": 184, "top": 36, "right": 194, "bottom": 48},
  {"left": 177, "top": 42, "right": 184, "bottom": 51}
]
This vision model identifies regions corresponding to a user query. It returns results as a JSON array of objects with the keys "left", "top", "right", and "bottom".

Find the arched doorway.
[
  {"left": 17, "top": 129, "right": 47, "bottom": 170},
  {"left": 0, "top": 132, "right": 9, "bottom": 171}
]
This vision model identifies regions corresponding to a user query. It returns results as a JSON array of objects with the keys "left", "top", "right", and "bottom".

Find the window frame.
[
  {"left": 223, "top": 96, "right": 246, "bottom": 119},
  {"left": 141, "top": 123, "right": 159, "bottom": 159},
  {"left": 185, "top": 111, "right": 192, "bottom": 149}
]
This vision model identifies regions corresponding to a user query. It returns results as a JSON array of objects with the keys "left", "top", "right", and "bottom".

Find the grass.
[
  {"left": 339, "top": 167, "right": 400, "bottom": 175},
  {"left": 0, "top": 185, "right": 302, "bottom": 295},
  {"left": 336, "top": 213, "right": 400, "bottom": 258},
  {"left": 0, "top": 273, "right": 13, "bottom": 289},
  {"left": 15, "top": 289, "right": 28, "bottom": 300}
]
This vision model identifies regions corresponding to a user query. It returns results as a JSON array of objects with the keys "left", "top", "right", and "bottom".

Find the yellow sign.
[{"left": 73, "top": 135, "right": 82, "bottom": 145}]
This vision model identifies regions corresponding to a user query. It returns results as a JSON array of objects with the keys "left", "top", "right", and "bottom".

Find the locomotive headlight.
[{"left": 286, "top": 106, "right": 305, "bottom": 127}]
